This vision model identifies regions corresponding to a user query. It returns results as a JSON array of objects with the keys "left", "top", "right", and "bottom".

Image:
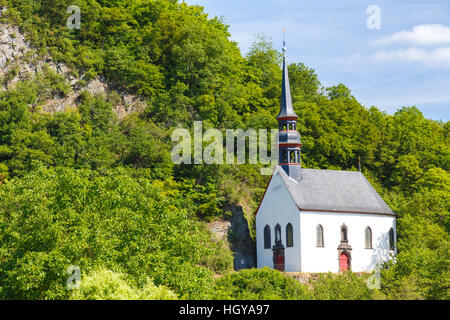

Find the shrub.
[
  {"left": 310, "top": 272, "right": 374, "bottom": 300},
  {"left": 70, "top": 268, "right": 177, "bottom": 300},
  {"left": 214, "top": 267, "right": 312, "bottom": 300}
]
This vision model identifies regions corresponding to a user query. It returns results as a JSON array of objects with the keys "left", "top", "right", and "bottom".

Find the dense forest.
[{"left": 0, "top": 0, "right": 448, "bottom": 300}]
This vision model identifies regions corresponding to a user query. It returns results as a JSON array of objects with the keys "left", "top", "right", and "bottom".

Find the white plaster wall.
[
  {"left": 256, "top": 171, "right": 301, "bottom": 272},
  {"left": 300, "top": 211, "right": 396, "bottom": 272}
]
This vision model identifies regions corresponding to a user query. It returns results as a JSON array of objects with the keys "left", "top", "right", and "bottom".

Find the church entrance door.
[
  {"left": 274, "top": 253, "right": 285, "bottom": 271},
  {"left": 339, "top": 252, "right": 349, "bottom": 271}
]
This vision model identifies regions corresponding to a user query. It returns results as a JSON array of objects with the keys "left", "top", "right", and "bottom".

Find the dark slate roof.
[
  {"left": 276, "top": 46, "right": 298, "bottom": 119},
  {"left": 276, "top": 166, "right": 395, "bottom": 216}
]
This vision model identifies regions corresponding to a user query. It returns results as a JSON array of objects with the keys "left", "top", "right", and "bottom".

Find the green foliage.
[
  {"left": 214, "top": 268, "right": 312, "bottom": 299},
  {"left": 310, "top": 272, "right": 374, "bottom": 300},
  {"left": 380, "top": 182, "right": 450, "bottom": 300},
  {"left": 200, "top": 239, "right": 234, "bottom": 275},
  {"left": 120, "top": 113, "right": 174, "bottom": 179},
  {"left": 326, "top": 83, "right": 352, "bottom": 100},
  {"left": 40, "top": 64, "right": 72, "bottom": 98},
  {"left": 0, "top": 167, "right": 219, "bottom": 299},
  {"left": 0, "top": 163, "right": 9, "bottom": 184},
  {"left": 70, "top": 268, "right": 177, "bottom": 300},
  {"left": 180, "top": 179, "right": 225, "bottom": 221},
  {"left": 288, "top": 62, "right": 320, "bottom": 102}
]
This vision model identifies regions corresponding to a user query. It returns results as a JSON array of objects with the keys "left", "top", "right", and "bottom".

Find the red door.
[
  {"left": 339, "top": 252, "right": 349, "bottom": 271},
  {"left": 274, "top": 253, "right": 285, "bottom": 271}
]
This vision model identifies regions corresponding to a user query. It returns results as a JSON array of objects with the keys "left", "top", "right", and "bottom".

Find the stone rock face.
[
  {"left": 0, "top": 24, "right": 30, "bottom": 69},
  {"left": 0, "top": 17, "right": 145, "bottom": 118},
  {"left": 207, "top": 204, "right": 257, "bottom": 271},
  {"left": 228, "top": 204, "right": 256, "bottom": 270},
  {"left": 207, "top": 220, "right": 231, "bottom": 242}
]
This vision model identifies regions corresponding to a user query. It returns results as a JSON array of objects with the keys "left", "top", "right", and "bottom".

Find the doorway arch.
[{"left": 339, "top": 252, "right": 350, "bottom": 272}]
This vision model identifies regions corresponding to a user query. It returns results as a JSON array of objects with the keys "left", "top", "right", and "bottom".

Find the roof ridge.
[{"left": 300, "top": 168, "right": 363, "bottom": 174}]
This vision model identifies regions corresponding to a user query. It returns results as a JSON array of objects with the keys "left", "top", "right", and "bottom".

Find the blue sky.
[{"left": 184, "top": 0, "right": 450, "bottom": 121}]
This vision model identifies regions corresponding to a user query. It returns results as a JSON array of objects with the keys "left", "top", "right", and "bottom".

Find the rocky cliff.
[{"left": 0, "top": 18, "right": 144, "bottom": 118}]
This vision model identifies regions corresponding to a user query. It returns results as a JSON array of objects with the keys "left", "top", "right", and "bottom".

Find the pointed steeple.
[
  {"left": 277, "top": 42, "right": 298, "bottom": 120},
  {"left": 276, "top": 38, "right": 302, "bottom": 181}
]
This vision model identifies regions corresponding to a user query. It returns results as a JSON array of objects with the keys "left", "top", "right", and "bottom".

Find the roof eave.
[{"left": 297, "top": 207, "right": 397, "bottom": 217}]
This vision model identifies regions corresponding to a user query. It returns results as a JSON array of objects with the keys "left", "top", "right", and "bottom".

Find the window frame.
[
  {"left": 316, "top": 224, "right": 324, "bottom": 247},
  {"left": 286, "top": 223, "right": 294, "bottom": 247},
  {"left": 264, "top": 225, "right": 271, "bottom": 249},
  {"left": 365, "top": 227, "right": 373, "bottom": 249},
  {"left": 389, "top": 228, "right": 395, "bottom": 250},
  {"left": 282, "top": 151, "right": 288, "bottom": 163}
]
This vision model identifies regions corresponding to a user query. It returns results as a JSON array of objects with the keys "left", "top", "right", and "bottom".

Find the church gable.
[
  {"left": 254, "top": 168, "right": 299, "bottom": 219},
  {"left": 255, "top": 167, "right": 302, "bottom": 272}
]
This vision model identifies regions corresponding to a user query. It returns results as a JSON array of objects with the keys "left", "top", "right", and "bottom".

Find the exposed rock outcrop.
[
  {"left": 0, "top": 23, "right": 29, "bottom": 70},
  {"left": 0, "top": 18, "right": 145, "bottom": 118},
  {"left": 207, "top": 204, "right": 256, "bottom": 271}
]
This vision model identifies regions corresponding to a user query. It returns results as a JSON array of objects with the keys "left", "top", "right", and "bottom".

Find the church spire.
[
  {"left": 277, "top": 40, "right": 298, "bottom": 120},
  {"left": 276, "top": 38, "right": 302, "bottom": 181}
]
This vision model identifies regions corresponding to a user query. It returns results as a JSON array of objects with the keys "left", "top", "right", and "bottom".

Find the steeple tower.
[{"left": 277, "top": 40, "right": 302, "bottom": 181}]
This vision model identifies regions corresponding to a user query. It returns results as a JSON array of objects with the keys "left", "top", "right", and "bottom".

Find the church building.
[{"left": 255, "top": 43, "right": 396, "bottom": 273}]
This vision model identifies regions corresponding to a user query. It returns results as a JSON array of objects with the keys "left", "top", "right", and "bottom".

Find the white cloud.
[
  {"left": 352, "top": 71, "right": 425, "bottom": 90},
  {"left": 373, "top": 24, "right": 450, "bottom": 46},
  {"left": 372, "top": 47, "right": 450, "bottom": 67}
]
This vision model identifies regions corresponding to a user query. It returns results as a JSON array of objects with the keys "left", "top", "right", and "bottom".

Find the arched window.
[
  {"left": 290, "top": 151, "right": 295, "bottom": 163},
  {"left": 264, "top": 225, "right": 271, "bottom": 249},
  {"left": 389, "top": 228, "right": 395, "bottom": 250},
  {"left": 365, "top": 227, "right": 372, "bottom": 249},
  {"left": 283, "top": 151, "right": 288, "bottom": 163},
  {"left": 316, "top": 224, "right": 324, "bottom": 247},
  {"left": 286, "top": 223, "right": 293, "bottom": 247},
  {"left": 275, "top": 224, "right": 281, "bottom": 243},
  {"left": 341, "top": 225, "right": 348, "bottom": 241}
]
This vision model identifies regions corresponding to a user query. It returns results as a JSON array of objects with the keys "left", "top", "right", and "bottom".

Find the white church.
[{"left": 255, "top": 43, "right": 396, "bottom": 273}]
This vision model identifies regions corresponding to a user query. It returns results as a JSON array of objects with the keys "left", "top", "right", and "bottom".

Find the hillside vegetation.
[{"left": 0, "top": 0, "right": 448, "bottom": 299}]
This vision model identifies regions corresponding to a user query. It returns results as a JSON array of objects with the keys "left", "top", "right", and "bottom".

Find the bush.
[
  {"left": 310, "top": 272, "right": 374, "bottom": 300},
  {"left": 70, "top": 268, "right": 177, "bottom": 300},
  {"left": 214, "top": 268, "right": 312, "bottom": 300},
  {"left": 201, "top": 240, "right": 234, "bottom": 275}
]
